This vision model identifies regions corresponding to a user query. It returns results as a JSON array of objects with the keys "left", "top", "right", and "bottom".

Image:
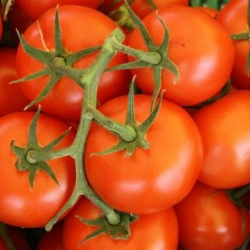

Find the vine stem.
[{"left": 45, "top": 28, "right": 128, "bottom": 230}]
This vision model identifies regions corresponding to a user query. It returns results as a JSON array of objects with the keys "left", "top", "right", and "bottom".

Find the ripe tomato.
[
  {"left": 130, "top": 0, "right": 189, "bottom": 20},
  {"left": 174, "top": 181, "right": 250, "bottom": 250},
  {"left": 16, "top": 5, "right": 131, "bottom": 121},
  {"left": 0, "top": 111, "right": 76, "bottom": 228},
  {"left": 194, "top": 6, "right": 219, "bottom": 18},
  {"left": 0, "top": 48, "right": 34, "bottom": 118},
  {"left": 216, "top": 0, "right": 250, "bottom": 89},
  {"left": 62, "top": 197, "right": 179, "bottom": 250},
  {"left": 14, "top": 0, "right": 104, "bottom": 20},
  {"left": 128, "top": 5, "right": 234, "bottom": 106},
  {"left": 37, "top": 221, "right": 65, "bottom": 250},
  {"left": 193, "top": 90, "right": 250, "bottom": 189},
  {"left": 84, "top": 94, "right": 203, "bottom": 214}
]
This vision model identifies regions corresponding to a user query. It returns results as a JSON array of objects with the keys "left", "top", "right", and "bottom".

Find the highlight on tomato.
[
  {"left": 84, "top": 94, "right": 203, "bottom": 214},
  {"left": 62, "top": 197, "right": 179, "bottom": 250},
  {"left": 15, "top": 5, "right": 131, "bottom": 121},
  {"left": 0, "top": 111, "right": 76, "bottom": 228},
  {"left": 193, "top": 90, "right": 250, "bottom": 189},
  {"left": 127, "top": 4, "right": 235, "bottom": 107}
]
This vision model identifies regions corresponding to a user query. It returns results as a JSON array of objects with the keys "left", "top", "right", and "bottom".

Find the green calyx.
[
  {"left": 76, "top": 212, "right": 138, "bottom": 244},
  {"left": 10, "top": 107, "right": 71, "bottom": 188},
  {"left": 92, "top": 77, "right": 163, "bottom": 157},
  {"left": 108, "top": 0, "right": 179, "bottom": 108},
  {"left": 11, "top": 6, "right": 101, "bottom": 110}
]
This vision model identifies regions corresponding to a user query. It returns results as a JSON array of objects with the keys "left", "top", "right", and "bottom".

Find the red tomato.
[
  {"left": 216, "top": 0, "right": 250, "bottom": 89},
  {"left": 128, "top": 5, "right": 234, "bottom": 106},
  {"left": 16, "top": 5, "right": 131, "bottom": 121},
  {"left": 194, "top": 6, "right": 219, "bottom": 18},
  {"left": 130, "top": 0, "right": 189, "bottom": 20},
  {"left": 174, "top": 181, "right": 250, "bottom": 250},
  {"left": 193, "top": 90, "right": 250, "bottom": 189},
  {"left": 14, "top": 0, "right": 104, "bottom": 20},
  {"left": 62, "top": 197, "right": 179, "bottom": 250},
  {"left": 0, "top": 225, "right": 30, "bottom": 250},
  {"left": 0, "top": 48, "right": 34, "bottom": 117},
  {"left": 37, "top": 221, "right": 65, "bottom": 250},
  {"left": 0, "top": 111, "right": 76, "bottom": 227},
  {"left": 84, "top": 94, "right": 203, "bottom": 214}
]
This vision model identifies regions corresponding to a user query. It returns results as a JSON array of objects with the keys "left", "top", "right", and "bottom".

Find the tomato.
[
  {"left": 0, "top": 111, "right": 76, "bottom": 227},
  {"left": 84, "top": 94, "right": 203, "bottom": 214},
  {"left": 174, "top": 181, "right": 250, "bottom": 250},
  {"left": 216, "top": 0, "right": 250, "bottom": 89},
  {"left": 193, "top": 90, "right": 250, "bottom": 189},
  {"left": 16, "top": 5, "right": 131, "bottom": 121},
  {"left": 130, "top": 0, "right": 189, "bottom": 20},
  {"left": 0, "top": 48, "right": 34, "bottom": 118},
  {"left": 37, "top": 221, "right": 65, "bottom": 250},
  {"left": 194, "top": 6, "right": 219, "bottom": 18},
  {"left": 0, "top": 225, "right": 30, "bottom": 250},
  {"left": 127, "top": 5, "right": 234, "bottom": 106},
  {"left": 14, "top": 0, "right": 104, "bottom": 20},
  {"left": 62, "top": 197, "right": 179, "bottom": 250}
]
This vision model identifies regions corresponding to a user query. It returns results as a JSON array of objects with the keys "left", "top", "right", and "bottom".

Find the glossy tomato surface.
[
  {"left": 216, "top": 0, "right": 250, "bottom": 89},
  {"left": 14, "top": 0, "right": 104, "bottom": 20},
  {"left": 0, "top": 112, "right": 76, "bottom": 227},
  {"left": 63, "top": 197, "right": 179, "bottom": 250},
  {"left": 85, "top": 94, "right": 203, "bottom": 214},
  {"left": 193, "top": 90, "right": 250, "bottom": 189},
  {"left": 16, "top": 5, "right": 131, "bottom": 121},
  {"left": 128, "top": 5, "right": 234, "bottom": 106},
  {"left": 130, "top": 0, "right": 189, "bottom": 20}
]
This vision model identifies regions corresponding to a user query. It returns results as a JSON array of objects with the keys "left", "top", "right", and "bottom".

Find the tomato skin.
[
  {"left": 216, "top": 0, "right": 250, "bottom": 90},
  {"left": 0, "top": 112, "right": 76, "bottom": 228},
  {"left": 174, "top": 181, "right": 250, "bottom": 250},
  {"left": 37, "top": 221, "right": 65, "bottom": 250},
  {"left": 62, "top": 197, "right": 179, "bottom": 250},
  {"left": 128, "top": 5, "right": 234, "bottom": 106},
  {"left": 16, "top": 5, "right": 131, "bottom": 122},
  {"left": 0, "top": 48, "right": 34, "bottom": 117},
  {"left": 193, "top": 90, "right": 250, "bottom": 189},
  {"left": 130, "top": 0, "right": 189, "bottom": 20},
  {"left": 14, "top": 0, "right": 104, "bottom": 20},
  {"left": 85, "top": 94, "right": 203, "bottom": 214},
  {"left": 194, "top": 6, "right": 219, "bottom": 18}
]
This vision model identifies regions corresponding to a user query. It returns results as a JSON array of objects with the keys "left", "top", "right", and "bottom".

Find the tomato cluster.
[{"left": 0, "top": 0, "right": 250, "bottom": 249}]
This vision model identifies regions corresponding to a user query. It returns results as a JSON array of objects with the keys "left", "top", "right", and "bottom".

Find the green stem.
[
  {"left": 230, "top": 184, "right": 250, "bottom": 201},
  {"left": 112, "top": 41, "right": 162, "bottom": 64},
  {"left": 231, "top": 31, "right": 250, "bottom": 41},
  {"left": 87, "top": 105, "right": 137, "bottom": 142},
  {"left": 46, "top": 28, "right": 126, "bottom": 230},
  {"left": 0, "top": 223, "right": 16, "bottom": 250},
  {"left": 52, "top": 56, "right": 86, "bottom": 88}
]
